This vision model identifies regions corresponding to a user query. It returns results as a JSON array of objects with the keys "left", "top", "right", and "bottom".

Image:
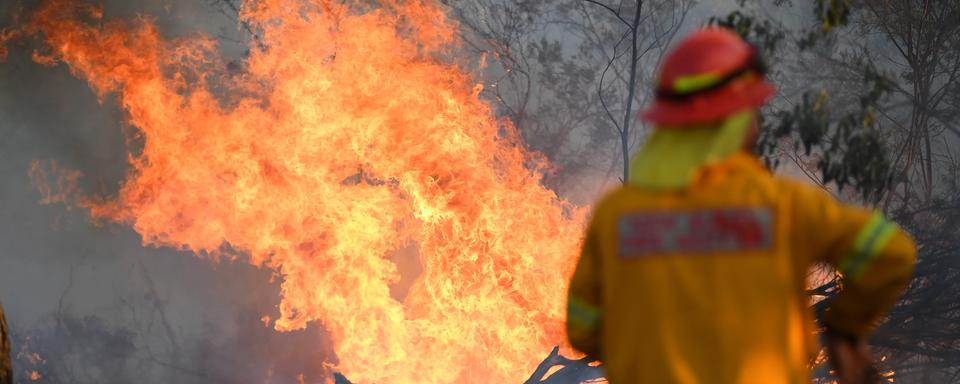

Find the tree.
[
  {"left": 577, "top": 0, "right": 692, "bottom": 184},
  {"left": 0, "top": 303, "right": 9, "bottom": 384},
  {"left": 859, "top": 0, "right": 960, "bottom": 209},
  {"left": 446, "top": 0, "right": 691, "bottom": 200},
  {"left": 582, "top": 0, "right": 643, "bottom": 184}
]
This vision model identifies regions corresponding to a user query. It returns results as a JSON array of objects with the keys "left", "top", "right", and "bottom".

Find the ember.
[{"left": 15, "top": 0, "right": 586, "bottom": 382}]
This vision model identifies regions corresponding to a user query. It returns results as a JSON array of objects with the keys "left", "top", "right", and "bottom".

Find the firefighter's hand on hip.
[{"left": 825, "top": 330, "right": 881, "bottom": 384}]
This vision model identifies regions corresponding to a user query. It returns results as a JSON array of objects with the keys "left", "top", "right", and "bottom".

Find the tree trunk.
[
  {"left": 0, "top": 303, "right": 11, "bottom": 384},
  {"left": 620, "top": 2, "right": 643, "bottom": 184}
]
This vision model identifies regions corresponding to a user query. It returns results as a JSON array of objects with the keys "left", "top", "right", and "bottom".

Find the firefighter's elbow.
[
  {"left": 571, "top": 340, "right": 601, "bottom": 360},
  {"left": 567, "top": 327, "right": 601, "bottom": 359},
  {"left": 888, "top": 229, "right": 917, "bottom": 279}
]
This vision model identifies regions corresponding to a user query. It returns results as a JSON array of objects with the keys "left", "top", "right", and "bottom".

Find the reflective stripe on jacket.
[{"left": 566, "top": 153, "right": 916, "bottom": 384}]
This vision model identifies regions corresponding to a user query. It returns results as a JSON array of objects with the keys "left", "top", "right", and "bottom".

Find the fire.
[{"left": 14, "top": 0, "right": 587, "bottom": 382}]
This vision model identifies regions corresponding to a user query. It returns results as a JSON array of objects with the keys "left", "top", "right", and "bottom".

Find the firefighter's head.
[
  {"left": 630, "top": 28, "right": 776, "bottom": 189},
  {"left": 642, "top": 27, "right": 775, "bottom": 126}
]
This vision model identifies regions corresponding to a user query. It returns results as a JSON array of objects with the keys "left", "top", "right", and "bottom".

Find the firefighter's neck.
[{"left": 742, "top": 117, "right": 760, "bottom": 153}]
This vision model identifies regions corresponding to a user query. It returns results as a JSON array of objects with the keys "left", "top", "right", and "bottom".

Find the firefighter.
[{"left": 566, "top": 27, "right": 916, "bottom": 384}]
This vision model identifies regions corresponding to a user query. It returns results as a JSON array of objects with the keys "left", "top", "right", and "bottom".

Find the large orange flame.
[{"left": 17, "top": 0, "right": 586, "bottom": 382}]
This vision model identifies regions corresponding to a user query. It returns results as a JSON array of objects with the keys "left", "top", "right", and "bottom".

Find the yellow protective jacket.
[{"left": 566, "top": 153, "right": 916, "bottom": 384}]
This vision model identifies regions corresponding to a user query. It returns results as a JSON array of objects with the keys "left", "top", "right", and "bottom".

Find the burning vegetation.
[{"left": 9, "top": 0, "right": 589, "bottom": 382}]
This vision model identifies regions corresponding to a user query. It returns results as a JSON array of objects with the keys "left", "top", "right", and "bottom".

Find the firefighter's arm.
[
  {"left": 566, "top": 220, "right": 603, "bottom": 359},
  {"left": 796, "top": 185, "right": 916, "bottom": 338},
  {"left": 822, "top": 211, "right": 916, "bottom": 338}
]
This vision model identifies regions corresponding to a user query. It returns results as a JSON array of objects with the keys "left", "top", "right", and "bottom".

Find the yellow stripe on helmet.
[{"left": 672, "top": 72, "right": 724, "bottom": 95}]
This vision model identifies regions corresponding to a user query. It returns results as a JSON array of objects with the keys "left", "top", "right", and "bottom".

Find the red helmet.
[{"left": 642, "top": 28, "right": 775, "bottom": 126}]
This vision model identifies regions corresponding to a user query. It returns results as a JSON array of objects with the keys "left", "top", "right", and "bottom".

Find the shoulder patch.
[{"left": 618, "top": 207, "right": 774, "bottom": 258}]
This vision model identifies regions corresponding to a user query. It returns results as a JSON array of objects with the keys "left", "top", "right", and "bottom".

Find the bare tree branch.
[{"left": 582, "top": 0, "right": 633, "bottom": 29}]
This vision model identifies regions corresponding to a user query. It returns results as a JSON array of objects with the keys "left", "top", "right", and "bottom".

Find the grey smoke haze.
[{"left": 0, "top": 0, "right": 253, "bottom": 325}]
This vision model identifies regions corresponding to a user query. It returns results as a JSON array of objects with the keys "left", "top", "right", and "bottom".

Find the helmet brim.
[{"left": 642, "top": 79, "right": 775, "bottom": 126}]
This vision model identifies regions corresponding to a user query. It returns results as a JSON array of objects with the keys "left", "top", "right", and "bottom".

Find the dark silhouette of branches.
[{"left": 523, "top": 346, "right": 605, "bottom": 383}]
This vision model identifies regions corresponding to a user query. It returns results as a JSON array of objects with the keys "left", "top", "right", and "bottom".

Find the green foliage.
[
  {"left": 796, "top": 0, "right": 852, "bottom": 49},
  {"left": 716, "top": 0, "right": 851, "bottom": 50},
  {"left": 760, "top": 66, "right": 892, "bottom": 201},
  {"left": 814, "top": 0, "right": 851, "bottom": 32},
  {"left": 711, "top": 1, "right": 893, "bottom": 202},
  {"left": 762, "top": 64, "right": 894, "bottom": 201},
  {"left": 707, "top": 11, "right": 786, "bottom": 56}
]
